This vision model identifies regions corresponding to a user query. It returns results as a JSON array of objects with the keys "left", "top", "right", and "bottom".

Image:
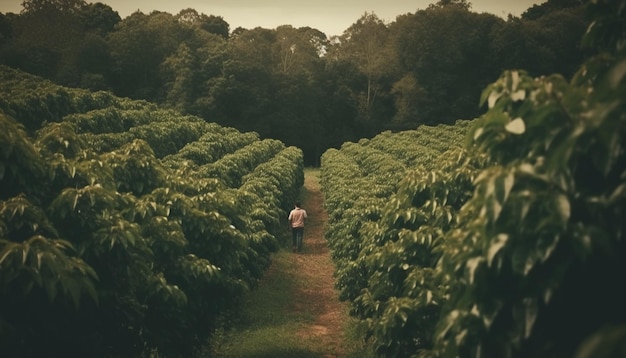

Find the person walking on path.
[{"left": 288, "top": 202, "right": 307, "bottom": 253}]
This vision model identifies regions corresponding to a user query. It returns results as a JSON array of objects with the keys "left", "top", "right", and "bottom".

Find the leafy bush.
[
  {"left": 0, "top": 71, "right": 305, "bottom": 357},
  {"left": 320, "top": 1, "right": 626, "bottom": 357}
]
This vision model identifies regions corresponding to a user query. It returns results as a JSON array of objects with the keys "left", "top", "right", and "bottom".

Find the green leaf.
[
  {"left": 43, "top": 266, "right": 58, "bottom": 301},
  {"left": 523, "top": 297, "right": 538, "bottom": 339},
  {"left": 574, "top": 324, "right": 626, "bottom": 358},
  {"left": 0, "top": 241, "right": 17, "bottom": 264},
  {"left": 495, "top": 171, "right": 515, "bottom": 204},
  {"left": 22, "top": 240, "right": 30, "bottom": 264},
  {"left": 488, "top": 234, "right": 508, "bottom": 268},
  {"left": 535, "top": 234, "right": 560, "bottom": 263},
  {"left": 71, "top": 191, "right": 79, "bottom": 211},
  {"left": 607, "top": 58, "right": 626, "bottom": 88},
  {"left": 555, "top": 194, "right": 570, "bottom": 222},
  {"left": 466, "top": 257, "right": 484, "bottom": 284},
  {"left": 609, "top": 183, "right": 626, "bottom": 204},
  {"left": 480, "top": 298, "right": 504, "bottom": 330},
  {"left": 511, "top": 90, "right": 526, "bottom": 102},
  {"left": 510, "top": 239, "right": 538, "bottom": 276},
  {"left": 505, "top": 118, "right": 526, "bottom": 135}
]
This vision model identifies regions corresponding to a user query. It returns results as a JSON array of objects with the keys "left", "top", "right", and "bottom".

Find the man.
[{"left": 288, "top": 202, "right": 307, "bottom": 253}]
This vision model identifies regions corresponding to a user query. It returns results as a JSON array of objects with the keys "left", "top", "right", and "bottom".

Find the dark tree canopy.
[
  {"left": 20, "top": 0, "right": 87, "bottom": 14},
  {"left": 0, "top": 0, "right": 591, "bottom": 165}
]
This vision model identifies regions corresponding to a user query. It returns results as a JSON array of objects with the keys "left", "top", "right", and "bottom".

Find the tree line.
[{"left": 0, "top": 0, "right": 590, "bottom": 165}]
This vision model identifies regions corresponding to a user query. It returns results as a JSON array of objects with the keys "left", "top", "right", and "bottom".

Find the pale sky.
[{"left": 0, "top": 0, "right": 544, "bottom": 37}]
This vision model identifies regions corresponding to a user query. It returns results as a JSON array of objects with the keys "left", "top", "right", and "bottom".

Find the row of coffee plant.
[
  {"left": 320, "top": 121, "right": 473, "bottom": 303},
  {"left": 319, "top": 1, "right": 625, "bottom": 356},
  {"left": 0, "top": 66, "right": 149, "bottom": 132},
  {"left": 320, "top": 121, "right": 481, "bottom": 354},
  {"left": 0, "top": 66, "right": 304, "bottom": 357}
]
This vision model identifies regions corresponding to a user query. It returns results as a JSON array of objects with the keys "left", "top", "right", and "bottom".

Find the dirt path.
[
  {"left": 291, "top": 170, "right": 349, "bottom": 357},
  {"left": 212, "top": 169, "right": 358, "bottom": 357}
]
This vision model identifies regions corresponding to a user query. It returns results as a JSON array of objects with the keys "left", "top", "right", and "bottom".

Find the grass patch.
[
  {"left": 208, "top": 168, "right": 375, "bottom": 357},
  {"left": 210, "top": 251, "right": 314, "bottom": 357},
  {"left": 341, "top": 318, "right": 376, "bottom": 358}
]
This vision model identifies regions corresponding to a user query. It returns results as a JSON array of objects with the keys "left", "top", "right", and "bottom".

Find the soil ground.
[
  {"left": 212, "top": 169, "right": 369, "bottom": 357},
  {"left": 292, "top": 169, "right": 349, "bottom": 357}
]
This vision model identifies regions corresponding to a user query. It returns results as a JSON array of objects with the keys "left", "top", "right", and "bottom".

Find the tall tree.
[
  {"left": 489, "top": 5, "right": 587, "bottom": 79},
  {"left": 78, "top": 2, "right": 120, "bottom": 36},
  {"left": 75, "top": 3, "right": 119, "bottom": 89},
  {"left": 0, "top": 0, "right": 119, "bottom": 88},
  {"left": 107, "top": 11, "right": 186, "bottom": 101},
  {"left": 20, "top": 0, "right": 86, "bottom": 14},
  {"left": 522, "top": 0, "right": 585, "bottom": 20},
  {"left": 328, "top": 12, "right": 394, "bottom": 132},
  {"left": 392, "top": 5, "right": 501, "bottom": 125},
  {"left": 176, "top": 8, "right": 229, "bottom": 38},
  {"left": 159, "top": 20, "right": 227, "bottom": 112},
  {"left": 197, "top": 25, "right": 330, "bottom": 165},
  {"left": 202, "top": 27, "right": 276, "bottom": 133},
  {"left": 431, "top": 0, "right": 471, "bottom": 10},
  {"left": 161, "top": 43, "right": 196, "bottom": 112},
  {"left": 274, "top": 25, "right": 326, "bottom": 76},
  {"left": 0, "top": 13, "right": 12, "bottom": 45},
  {"left": 389, "top": 74, "right": 424, "bottom": 130},
  {"left": 5, "top": 0, "right": 86, "bottom": 84}
]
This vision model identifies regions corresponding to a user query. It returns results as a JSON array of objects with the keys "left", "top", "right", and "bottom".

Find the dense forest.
[{"left": 0, "top": 0, "right": 590, "bottom": 165}]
